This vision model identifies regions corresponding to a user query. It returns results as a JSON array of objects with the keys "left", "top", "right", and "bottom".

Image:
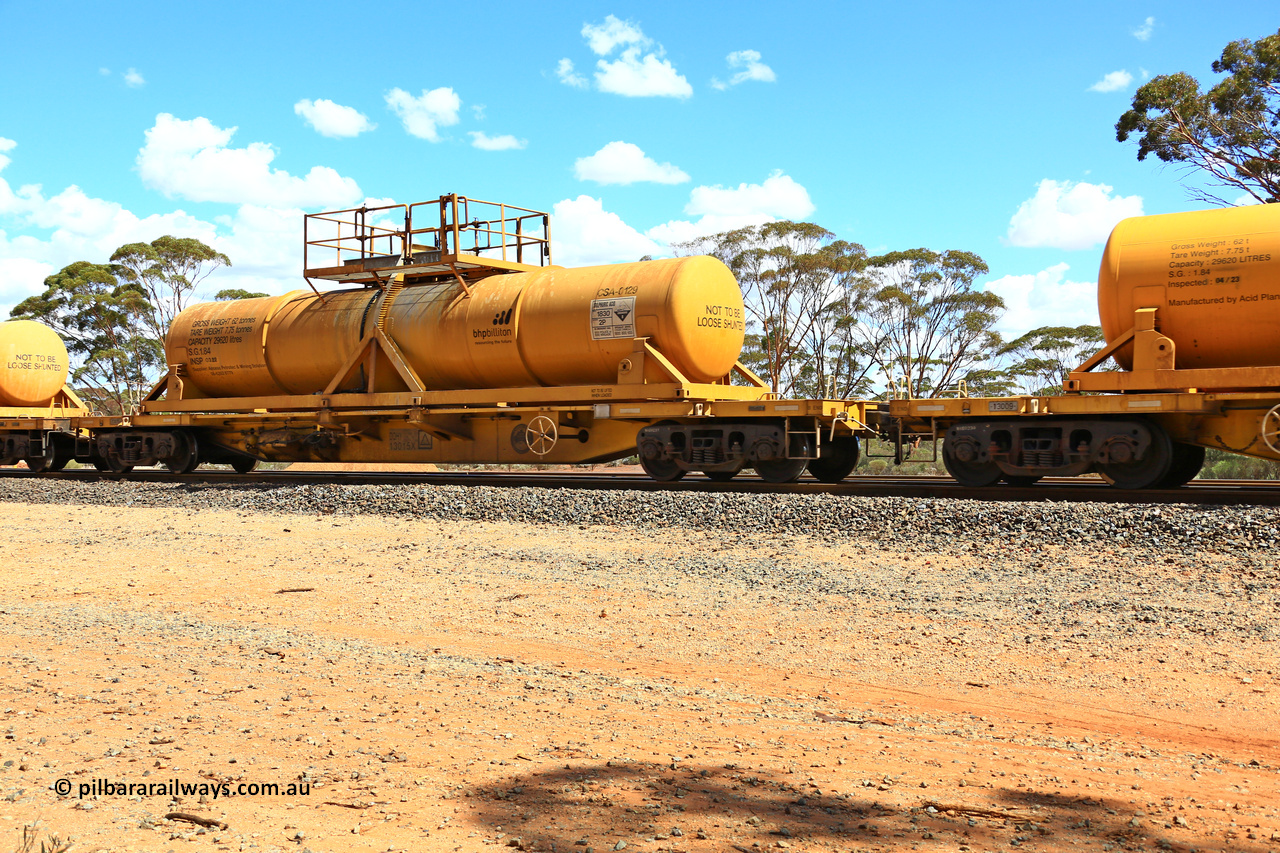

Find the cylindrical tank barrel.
[
  {"left": 0, "top": 320, "right": 70, "bottom": 407},
  {"left": 1098, "top": 204, "right": 1280, "bottom": 370},
  {"left": 166, "top": 256, "right": 746, "bottom": 397}
]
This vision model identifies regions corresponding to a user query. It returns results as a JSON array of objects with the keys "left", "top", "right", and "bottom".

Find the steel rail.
[{"left": 2, "top": 469, "right": 1279, "bottom": 506}]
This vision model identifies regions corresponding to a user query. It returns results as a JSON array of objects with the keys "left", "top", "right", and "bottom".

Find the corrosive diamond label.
[{"left": 590, "top": 297, "right": 636, "bottom": 340}]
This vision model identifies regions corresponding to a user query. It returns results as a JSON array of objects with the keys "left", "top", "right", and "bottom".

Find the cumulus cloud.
[
  {"left": 136, "top": 114, "right": 363, "bottom": 208},
  {"left": 551, "top": 195, "right": 662, "bottom": 267},
  {"left": 123, "top": 68, "right": 145, "bottom": 88},
  {"left": 711, "top": 49, "right": 776, "bottom": 90},
  {"left": 0, "top": 136, "right": 401, "bottom": 317},
  {"left": 1089, "top": 70, "right": 1133, "bottom": 93},
  {"left": 1132, "top": 16, "right": 1155, "bottom": 41},
  {"left": 293, "top": 98, "right": 376, "bottom": 138},
  {"left": 468, "top": 131, "right": 526, "bottom": 151},
  {"left": 1005, "top": 179, "right": 1143, "bottom": 250},
  {"left": 582, "top": 16, "right": 647, "bottom": 55},
  {"left": 556, "top": 58, "right": 588, "bottom": 89},
  {"left": 595, "top": 48, "right": 692, "bottom": 98},
  {"left": 574, "top": 141, "right": 688, "bottom": 185},
  {"left": 570, "top": 16, "right": 692, "bottom": 98},
  {"left": 384, "top": 87, "right": 461, "bottom": 141},
  {"left": 647, "top": 172, "right": 815, "bottom": 246},
  {"left": 985, "top": 263, "right": 1100, "bottom": 337}
]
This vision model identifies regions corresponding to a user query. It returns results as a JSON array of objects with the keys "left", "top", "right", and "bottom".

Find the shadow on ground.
[{"left": 462, "top": 760, "right": 1243, "bottom": 852}]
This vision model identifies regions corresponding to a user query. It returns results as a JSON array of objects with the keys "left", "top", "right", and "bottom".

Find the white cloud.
[
  {"left": 471, "top": 103, "right": 486, "bottom": 120},
  {"left": 0, "top": 136, "right": 390, "bottom": 319},
  {"left": 595, "top": 47, "right": 692, "bottom": 98},
  {"left": 137, "top": 113, "right": 363, "bottom": 208},
  {"left": 123, "top": 68, "right": 145, "bottom": 88},
  {"left": 293, "top": 98, "right": 376, "bottom": 138},
  {"left": 646, "top": 171, "right": 815, "bottom": 246},
  {"left": 1005, "top": 179, "right": 1142, "bottom": 250},
  {"left": 574, "top": 141, "right": 688, "bottom": 185},
  {"left": 581, "top": 15, "right": 647, "bottom": 55},
  {"left": 556, "top": 58, "right": 588, "bottom": 89},
  {"left": 985, "top": 263, "right": 1099, "bottom": 337},
  {"left": 572, "top": 16, "right": 692, "bottom": 98},
  {"left": 1133, "top": 16, "right": 1154, "bottom": 41},
  {"left": 384, "top": 87, "right": 461, "bottom": 141},
  {"left": 551, "top": 195, "right": 662, "bottom": 267},
  {"left": 98, "top": 67, "right": 110, "bottom": 76},
  {"left": 711, "top": 49, "right": 776, "bottom": 90},
  {"left": 469, "top": 131, "right": 526, "bottom": 151},
  {"left": 1089, "top": 70, "right": 1133, "bottom": 93}
]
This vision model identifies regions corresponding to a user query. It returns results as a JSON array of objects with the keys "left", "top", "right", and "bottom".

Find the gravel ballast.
[{"left": 2, "top": 478, "right": 1278, "bottom": 553}]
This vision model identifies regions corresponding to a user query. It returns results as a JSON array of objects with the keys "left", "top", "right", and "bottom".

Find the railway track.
[{"left": 3, "top": 468, "right": 1279, "bottom": 506}]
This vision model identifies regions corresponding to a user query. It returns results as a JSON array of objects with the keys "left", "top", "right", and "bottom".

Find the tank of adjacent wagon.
[
  {"left": 1098, "top": 204, "right": 1280, "bottom": 370},
  {"left": 0, "top": 320, "right": 70, "bottom": 407},
  {"left": 165, "top": 256, "right": 745, "bottom": 397}
]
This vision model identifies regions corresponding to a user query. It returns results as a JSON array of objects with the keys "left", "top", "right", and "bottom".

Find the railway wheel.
[
  {"left": 1097, "top": 423, "right": 1172, "bottom": 489},
  {"left": 165, "top": 430, "right": 200, "bottom": 474},
  {"left": 92, "top": 457, "right": 133, "bottom": 475},
  {"left": 1003, "top": 475, "right": 1041, "bottom": 487},
  {"left": 941, "top": 448, "right": 1002, "bottom": 487},
  {"left": 230, "top": 455, "right": 259, "bottom": 474},
  {"left": 1156, "top": 443, "right": 1205, "bottom": 488},
  {"left": 704, "top": 468, "right": 740, "bottom": 482},
  {"left": 640, "top": 455, "right": 685, "bottom": 482},
  {"left": 807, "top": 437, "right": 860, "bottom": 483},
  {"left": 755, "top": 457, "right": 809, "bottom": 484}
]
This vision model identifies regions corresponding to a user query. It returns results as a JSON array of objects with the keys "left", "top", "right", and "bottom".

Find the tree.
[
  {"left": 999, "top": 325, "right": 1105, "bottom": 395},
  {"left": 111, "top": 236, "right": 231, "bottom": 339},
  {"left": 1116, "top": 28, "right": 1280, "bottom": 205},
  {"left": 851, "top": 249, "right": 1002, "bottom": 398},
  {"left": 674, "top": 222, "right": 870, "bottom": 396},
  {"left": 10, "top": 262, "right": 160, "bottom": 414},
  {"left": 215, "top": 288, "right": 269, "bottom": 301}
]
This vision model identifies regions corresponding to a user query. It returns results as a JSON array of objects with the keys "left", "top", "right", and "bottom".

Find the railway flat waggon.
[{"left": 890, "top": 204, "right": 1280, "bottom": 489}]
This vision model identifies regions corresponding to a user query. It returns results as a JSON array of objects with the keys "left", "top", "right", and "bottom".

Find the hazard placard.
[{"left": 589, "top": 297, "right": 636, "bottom": 340}]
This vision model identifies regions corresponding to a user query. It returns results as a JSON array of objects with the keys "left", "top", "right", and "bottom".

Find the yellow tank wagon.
[
  {"left": 0, "top": 319, "right": 89, "bottom": 471},
  {"left": 61, "top": 195, "right": 876, "bottom": 481},
  {"left": 890, "top": 205, "right": 1280, "bottom": 489}
]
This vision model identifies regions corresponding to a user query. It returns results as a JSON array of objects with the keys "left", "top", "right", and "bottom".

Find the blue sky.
[{"left": 1, "top": 1, "right": 1275, "bottom": 338}]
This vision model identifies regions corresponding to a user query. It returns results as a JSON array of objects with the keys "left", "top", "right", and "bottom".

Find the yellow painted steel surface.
[
  {"left": 0, "top": 320, "right": 70, "bottom": 406},
  {"left": 166, "top": 256, "right": 745, "bottom": 397},
  {"left": 1099, "top": 204, "right": 1280, "bottom": 370},
  {"left": 165, "top": 292, "right": 302, "bottom": 397}
]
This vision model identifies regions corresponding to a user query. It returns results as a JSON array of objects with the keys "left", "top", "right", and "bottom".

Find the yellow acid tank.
[
  {"left": 0, "top": 320, "right": 70, "bottom": 407},
  {"left": 1098, "top": 204, "right": 1280, "bottom": 370},
  {"left": 166, "top": 256, "right": 746, "bottom": 397}
]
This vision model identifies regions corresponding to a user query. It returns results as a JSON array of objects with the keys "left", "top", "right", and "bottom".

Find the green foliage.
[
  {"left": 1200, "top": 447, "right": 1280, "bottom": 479},
  {"left": 11, "top": 261, "right": 159, "bottom": 414},
  {"left": 215, "top": 288, "right": 269, "bottom": 301},
  {"left": 1116, "top": 28, "right": 1280, "bottom": 204},
  {"left": 10, "top": 235, "right": 229, "bottom": 414},
  {"left": 999, "top": 324, "right": 1105, "bottom": 394},
  {"left": 852, "top": 248, "right": 1002, "bottom": 398},
  {"left": 111, "top": 236, "right": 231, "bottom": 337}
]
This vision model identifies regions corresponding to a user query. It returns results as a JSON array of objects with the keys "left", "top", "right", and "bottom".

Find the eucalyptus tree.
[
  {"left": 852, "top": 249, "right": 1003, "bottom": 399},
  {"left": 1116, "top": 28, "right": 1280, "bottom": 205}
]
